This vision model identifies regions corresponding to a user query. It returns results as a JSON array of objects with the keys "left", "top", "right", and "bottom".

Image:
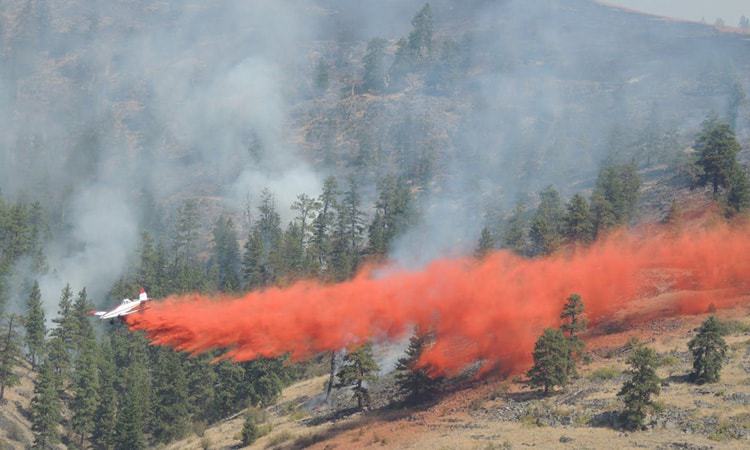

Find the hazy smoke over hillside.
[{"left": 1, "top": 0, "right": 749, "bottom": 310}]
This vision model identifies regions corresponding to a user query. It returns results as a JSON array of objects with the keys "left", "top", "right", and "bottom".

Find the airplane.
[{"left": 88, "top": 289, "right": 150, "bottom": 323}]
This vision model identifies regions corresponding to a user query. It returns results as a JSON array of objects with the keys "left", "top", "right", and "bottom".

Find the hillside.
[
  {"left": 167, "top": 305, "right": 750, "bottom": 449},
  {"left": 2, "top": 1, "right": 750, "bottom": 449}
]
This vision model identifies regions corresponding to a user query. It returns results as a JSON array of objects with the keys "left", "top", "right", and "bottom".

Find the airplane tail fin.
[{"left": 139, "top": 288, "right": 148, "bottom": 301}]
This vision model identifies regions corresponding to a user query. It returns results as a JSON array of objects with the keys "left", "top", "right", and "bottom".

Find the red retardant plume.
[{"left": 127, "top": 222, "right": 750, "bottom": 376}]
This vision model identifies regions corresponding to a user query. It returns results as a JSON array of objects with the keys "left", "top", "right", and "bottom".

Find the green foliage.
[
  {"left": 150, "top": 349, "right": 190, "bottom": 443},
  {"left": 395, "top": 332, "right": 442, "bottom": 403},
  {"left": 336, "top": 343, "right": 379, "bottom": 409},
  {"left": 688, "top": 316, "right": 728, "bottom": 384},
  {"left": 367, "top": 176, "right": 413, "bottom": 257},
  {"left": 617, "top": 345, "right": 660, "bottom": 430},
  {"left": 591, "top": 163, "right": 641, "bottom": 235},
  {"left": 241, "top": 412, "right": 260, "bottom": 446},
  {"left": 0, "top": 314, "right": 22, "bottom": 401},
  {"left": 563, "top": 194, "right": 594, "bottom": 244},
  {"left": 475, "top": 226, "right": 495, "bottom": 259},
  {"left": 587, "top": 366, "right": 620, "bottom": 382},
  {"left": 24, "top": 281, "right": 46, "bottom": 368},
  {"left": 693, "top": 117, "right": 742, "bottom": 195},
  {"left": 31, "top": 361, "right": 62, "bottom": 449},
  {"left": 502, "top": 201, "right": 528, "bottom": 255},
  {"left": 92, "top": 337, "right": 118, "bottom": 450},
  {"left": 211, "top": 216, "right": 241, "bottom": 292},
  {"left": 725, "top": 164, "right": 750, "bottom": 215},
  {"left": 71, "top": 331, "right": 100, "bottom": 447},
  {"left": 529, "top": 186, "right": 564, "bottom": 256},
  {"left": 389, "top": 3, "right": 434, "bottom": 86},
  {"left": 527, "top": 328, "right": 571, "bottom": 394},
  {"left": 363, "top": 38, "right": 387, "bottom": 93}
]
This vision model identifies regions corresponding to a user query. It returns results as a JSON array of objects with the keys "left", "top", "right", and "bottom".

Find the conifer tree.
[
  {"left": 408, "top": 3, "right": 434, "bottom": 62},
  {"left": 688, "top": 316, "right": 728, "bottom": 384},
  {"left": 290, "top": 193, "right": 320, "bottom": 250},
  {"left": 242, "top": 229, "right": 266, "bottom": 290},
  {"left": 529, "top": 186, "right": 564, "bottom": 256},
  {"left": 618, "top": 345, "right": 660, "bottom": 430},
  {"left": 312, "top": 177, "right": 339, "bottom": 274},
  {"left": 502, "top": 201, "right": 528, "bottom": 255},
  {"left": 336, "top": 343, "right": 379, "bottom": 409},
  {"left": 560, "top": 294, "right": 587, "bottom": 375},
  {"left": 0, "top": 314, "right": 22, "bottom": 401},
  {"left": 725, "top": 164, "right": 750, "bottom": 215},
  {"left": 186, "top": 354, "right": 216, "bottom": 422},
  {"left": 241, "top": 413, "right": 260, "bottom": 446},
  {"left": 475, "top": 226, "right": 495, "bottom": 259},
  {"left": 47, "top": 285, "right": 75, "bottom": 385},
  {"left": 395, "top": 332, "right": 441, "bottom": 403},
  {"left": 211, "top": 361, "right": 246, "bottom": 421},
  {"left": 114, "top": 361, "right": 149, "bottom": 450},
  {"left": 71, "top": 332, "right": 100, "bottom": 447},
  {"left": 31, "top": 361, "right": 62, "bottom": 448},
  {"left": 92, "top": 337, "right": 118, "bottom": 450},
  {"left": 527, "top": 328, "right": 571, "bottom": 394},
  {"left": 592, "top": 163, "right": 641, "bottom": 228},
  {"left": 362, "top": 38, "right": 387, "bottom": 93},
  {"left": 693, "top": 117, "right": 741, "bottom": 195},
  {"left": 150, "top": 349, "right": 190, "bottom": 442},
  {"left": 367, "top": 176, "right": 412, "bottom": 256},
  {"left": 24, "top": 281, "right": 46, "bottom": 368},
  {"left": 211, "top": 216, "right": 241, "bottom": 292},
  {"left": 563, "top": 194, "right": 594, "bottom": 243}
]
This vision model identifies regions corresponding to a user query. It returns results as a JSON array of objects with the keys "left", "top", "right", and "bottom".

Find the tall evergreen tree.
[
  {"left": 186, "top": 354, "right": 216, "bottom": 422},
  {"left": 618, "top": 345, "right": 660, "bottom": 430},
  {"left": 527, "top": 328, "right": 571, "bottom": 394},
  {"left": 24, "top": 281, "right": 46, "bottom": 368},
  {"left": 0, "top": 314, "right": 22, "bottom": 401},
  {"left": 475, "top": 226, "right": 495, "bottom": 258},
  {"left": 693, "top": 117, "right": 741, "bottom": 195},
  {"left": 311, "top": 177, "right": 339, "bottom": 275},
  {"left": 529, "top": 186, "right": 564, "bottom": 256},
  {"left": 92, "top": 337, "right": 118, "bottom": 450},
  {"left": 211, "top": 216, "right": 241, "bottom": 292},
  {"left": 560, "top": 294, "right": 587, "bottom": 373},
  {"left": 592, "top": 163, "right": 641, "bottom": 228},
  {"left": 502, "top": 201, "right": 528, "bottom": 255},
  {"left": 367, "top": 176, "right": 412, "bottom": 256},
  {"left": 688, "top": 316, "right": 728, "bottom": 384},
  {"left": 395, "top": 332, "right": 441, "bottom": 403},
  {"left": 114, "top": 360, "right": 149, "bottom": 450},
  {"left": 70, "top": 331, "right": 100, "bottom": 447},
  {"left": 150, "top": 349, "right": 190, "bottom": 442},
  {"left": 47, "top": 285, "right": 75, "bottom": 384},
  {"left": 563, "top": 194, "right": 594, "bottom": 243},
  {"left": 407, "top": 3, "right": 434, "bottom": 62},
  {"left": 362, "top": 38, "right": 387, "bottom": 93},
  {"left": 31, "top": 361, "right": 62, "bottom": 448},
  {"left": 242, "top": 229, "right": 266, "bottom": 290},
  {"left": 211, "top": 361, "right": 246, "bottom": 421},
  {"left": 336, "top": 344, "right": 379, "bottom": 409}
]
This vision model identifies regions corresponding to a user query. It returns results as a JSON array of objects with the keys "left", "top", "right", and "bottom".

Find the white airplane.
[{"left": 89, "top": 289, "right": 150, "bottom": 322}]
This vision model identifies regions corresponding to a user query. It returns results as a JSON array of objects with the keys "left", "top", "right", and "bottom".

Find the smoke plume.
[{"left": 128, "top": 221, "right": 750, "bottom": 376}]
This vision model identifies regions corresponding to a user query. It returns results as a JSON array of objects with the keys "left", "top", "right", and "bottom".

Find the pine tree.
[
  {"left": 186, "top": 354, "right": 216, "bottom": 422},
  {"left": 92, "top": 336, "right": 118, "bottom": 450},
  {"left": 150, "top": 349, "right": 190, "bottom": 443},
  {"left": 72, "top": 288, "right": 95, "bottom": 350},
  {"left": 563, "top": 194, "right": 594, "bottom": 243},
  {"left": 367, "top": 176, "right": 412, "bottom": 257},
  {"left": 48, "top": 285, "right": 75, "bottom": 385},
  {"left": 24, "top": 281, "right": 46, "bottom": 368},
  {"left": 693, "top": 117, "right": 741, "bottom": 195},
  {"left": 725, "top": 164, "right": 750, "bottom": 215},
  {"left": 592, "top": 163, "right": 641, "bottom": 227},
  {"left": 407, "top": 3, "right": 434, "bottom": 62},
  {"left": 0, "top": 314, "right": 22, "bottom": 401},
  {"left": 475, "top": 226, "right": 495, "bottom": 258},
  {"left": 362, "top": 38, "right": 387, "bottom": 93},
  {"left": 211, "top": 216, "right": 241, "bottom": 292},
  {"left": 311, "top": 177, "right": 339, "bottom": 275},
  {"left": 242, "top": 358, "right": 285, "bottom": 408},
  {"left": 688, "top": 316, "right": 728, "bottom": 384},
  {"left": 560, "top": 294, "right": 587, "bottom": 374},
  {"left": 336, "top": 343, "right": 379, "bottom": 409},
  {"left": 281, "top": 221, "right": 306, "bottom": 280},
  {"left": 242, "top": 229, "right": 266, "bottom": 290},
  {"left": 331, "top": 178, "right": 365, "bottom": 279},
  {"left": 211, "top": 361, "right": 246, "bottom": 421},
  {"left": 618, "top": 345, "right": 660, "bottom": 430},
  {"left": 290, "top": 193, "right": 320, "bottom": 253},
  {"left": 502, "top": 201, "right": 528, "bottom": 255},
  {"left": 71, "top": 332, "right": 100, "bottom": 447},
  {"left": 527, "top": 328, "right": 571, "bottom": 394},
  {"left": 395, "top": 332, "right": 441, "bottom": 403},
  {"left": 529, "top": 187, "right": 564, "bottom": 256},
  {"left": 114, "top": 361, "right": 149, "bottom": 450},
  {"left": 241, "top": 413, "right": 260, "bottom": 446},
  {"left": 31, "top": 361, "right": 62, "bottom": 448}
]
